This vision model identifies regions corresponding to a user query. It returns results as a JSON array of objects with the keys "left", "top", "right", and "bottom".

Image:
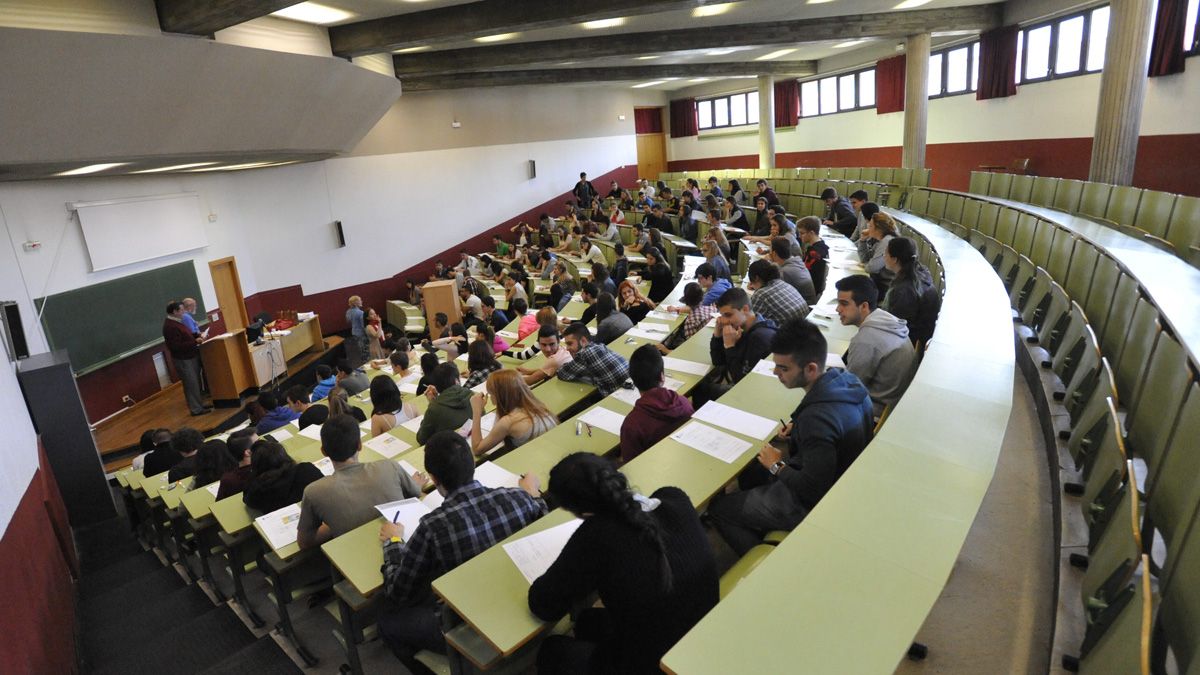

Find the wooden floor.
[{"left": 95, "top": 335, "right": 343, "bottom": 472}]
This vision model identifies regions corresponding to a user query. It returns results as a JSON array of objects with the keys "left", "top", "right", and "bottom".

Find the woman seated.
[
  {"left": 881, "top": 236, "right": 941, "bottom": 346},
  {"left": 701, "top": 240, "right": 731, "bottom": 281},
  {"left": 463, "top": 340, "right": 503, "bottom": 389},
  {"left": 528, "top": 453, "right": 718, "bottom": 674},
  {"left": 429, "top": 322, "right": 469, "bottom": 360},
  {"left": 859, "top": 212, "right": 898, "bottom": 294},
  {"left": 242, "top": 437, "right": 324, "bottom": 514},
  {"left": 608, "top": 202, "right": 626, "bottom": 225},
  {"left": 369, "top": 375, "right": 419, "bottom": 438},
  {"left": 476, "top": 324, "right": 510, "bottom": 354},
  {"left": 617, "top": 280, "right": 656, "bottom": 325},
  {"left": 703, "top": 218, "right": 732, "bottom": 260},
  {"left": 415, "top": 352, "right": 440, "bottom": 393},
  {"left": 643, "top": 248, "right": 675, "bottom": 305},
  {"left": 469, "top": 370, "right": 557, "bottom": 456},
  {"left": 326, "top": 385, "right": 368, "bottom": 424},
  {"left": 191, "top": 439, "right": 236, "bottom": 489}
]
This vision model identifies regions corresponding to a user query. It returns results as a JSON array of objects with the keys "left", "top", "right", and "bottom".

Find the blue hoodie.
[
  {"left": 700, "top": 277, "right": 732, "bottom": 306},
  {"left": 777, "top": 368, "right": 874, "bottom": 511},
  {"left": 312, "top": 375, "right": 337, "bottom": 401},
  {"left": 257, "top": 405, "right": 301, "bottom": 435}
]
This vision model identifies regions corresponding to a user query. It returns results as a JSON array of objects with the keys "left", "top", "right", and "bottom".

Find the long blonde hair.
[
  {"left": 487, "top": 370, "right": 553, "bottom": 423},
  {"left": 871, "top": 212, "right": 898, "bottom": 238},
  {"left": 326, "top": 386, "right": 357, "bottom": 418}
]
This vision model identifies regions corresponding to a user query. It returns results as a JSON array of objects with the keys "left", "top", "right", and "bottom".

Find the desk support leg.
[
  {"left": 222, "top": 534, "right": 265, "bottom": 628},
  {"left": 336, "top": 596, "right": 364, "bottom": 675}
]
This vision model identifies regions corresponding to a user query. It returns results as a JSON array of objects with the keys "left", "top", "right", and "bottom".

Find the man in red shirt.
[
  {"left": 162, "top": 300, "right": 209, "bottom": 415},
  {"left": 619, "top": 344, "right": 693, "bottom": 463}
]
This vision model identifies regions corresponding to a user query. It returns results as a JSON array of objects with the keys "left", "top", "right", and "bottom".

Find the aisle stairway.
[{"left": 75, "top": 516, "right": 302, "bottom": 675}]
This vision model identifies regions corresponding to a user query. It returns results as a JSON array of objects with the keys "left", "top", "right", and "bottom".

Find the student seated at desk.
[
  {"left": 557, "top": 323, "right": 631, "bottom": 396},
  {"left": 504, "top": 274, "right": 529, "bottom": 306},
  {"left": 470, "top": 370, "right": 557, "bottom": 455},
  {"left": 661, "top": 283, "right": 717, "bottom": 351},
  {"left": 415, "top": 353, "right": 439, "bottom": 395},
  {"left": 166, "top": 427, "right": 205, "bottom": 483},
  {"left": 378, "top": 431, "right": 547, "bottom": 674},
  {"left": 858, "top": 212, "right": 898, "bottom": 296},
  {"left": 618, "top": 280, "right": 655, "bottom": 325},
  {"left": 578, "top": 237, "right": 606, "bottom": 266},
  {"left": 642, "top": 247, "right": 674, "bottom": 305},
  {"left": 216, "top": 428, "right": 258, "bottom": 500},
  {"left": 191, "top": 439, "right": 235, "bottom": 489},
  {"left": 601, "top": 209, "right": 622, "bottom": 238},
  {"left": 492, "top": 235, "right": 511, "bottom": 259},
  {"left": 620, "top": 345, "right": 693, "bottom": 464},
  {"left": 550, "top": 226, "right": 580, "bottom": 254},
  {"left": 458, "top": 285, "right": 484, "bottom": 329},
  {"left": 336, "top": 360, "right": 371, "bottom": 397},
  {"left": 416, "top": 363, "right": 474, "bottom": 444},
  {"left": 297, "top": 415, "right": 422, "bottom": 549},
  {"left": 474, "top": 324, "right": 510, "bottom": 355},
  {"left": 517, "top": 325, "right": 575, "bottom": 386},
  {"left": 481, "top": 295, "right": 509, "bottom": 333},
  {"left": 747, "top": 259, "right": 810, "bottom": 326},
  {"left": 427, "top": 323, "right": 468, "bottom": 361},
  {"left": 701, "top": 240, "right": 730, "bottom": 281},
  {"left": 698, "top": 287, "right": 778, "bottom": 404},
  {"left": 769, "top": 235, "right": 818, "bottom": 305},
  {"left": 529, "top": 453, "right": 718, "bottom": 675},
  {"left": 256, "top": 390, "right": 300, "bottom": 434},
  {"left": 659, "top": 187, "right": 680, "bottom": 215},
  {"left": 724, "top": 198, "right": 749, "bottom": 231},
  {"left": 286, "top": 385, "right": 328, "bottom": 430},
  {"left": 550, "top": 262, "right": 577, "bottom": 312},
  {"left": 628, "top": 223, "right": 651, "bottom": 253},
  {"left": 695, "top": 263, "right": 731, "bottom": 306},
  {"left": 881, "top": 237, "right": 941, "bottom": 347},
  {"left": 642, "top": 206, "right": 671, "bottom": 238},
  {"left": 821, "top": 187, "right": 857, "bottom": 237},
  {"left": 750, "top": 196, "right": 771, "bottom": 236},
  {"left": 797, "top": 216, "right": 830, "bottom": 298},
  {"left": 593, "top": 293, "right": 633, "bottom": 345},
  {"left": 243, "top": 437, "right": 324, "bottom": 513},
  {"left": 847, "top": 190, "right": 870, "bottom": 240},
  {"left": 588, "top": 262, "right": 613, "bottom": 297},
  {"left": 312, "top": 364, "right": 337, "bottom": 401},
  {"left": 326, "top": 385, "right": 369, "bottom": 424},
  {"left": 463, "top": 340, "right": 503, "bottom": 389},
  {"left": 370, "top": 375, "right": 419, "bottom": 437},
  {"left": 727, "top": 179, "right": 748, "bottom": 205},
  {"left": 834, "top": 276, "right": 917, "bottom": 417},
  {"left": 611, "top": 243, "right": 629, "bottom": 286},
  {"left": 707, "top": 318, "right": 873, "bottom": 555},
  {"left": 139, "top": 428, "right": 175, "bottom": 477},
  {"left": 386, "top": 350, "right": 417, "bottom": 381}
]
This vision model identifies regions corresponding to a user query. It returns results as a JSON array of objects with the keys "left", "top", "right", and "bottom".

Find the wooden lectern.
[
  {"left": 423, "top": 280, "right": 462, "bottom": 330},
  {"left": 200, "top": 330, "right": 256, "bottom": 407}
]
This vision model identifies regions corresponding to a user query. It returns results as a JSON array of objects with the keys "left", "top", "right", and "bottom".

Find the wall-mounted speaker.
[
  {"left": 334, "top": 220, "right": 346, "bottom": 248},
  {"left": 1, "top": 300, "right": 30, "bottom": 362},
  {"left": 527, "top": 160, "right": 536, "bottom": 180}
]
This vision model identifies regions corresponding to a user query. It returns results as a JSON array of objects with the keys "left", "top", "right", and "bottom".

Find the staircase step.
[
  {"left": 81, "top": 564, "right": 185, "bottom": 617},
  {"left": 78, "top": 551, "right": 164, "bottom": 601},
  {"left": 82, "top": 584, "right": 215, "bottom": 669},
  {"left": 92, "top": 606, "right": 256, "bottom": 675},
  {"left": 200, "top": 638, "right": 303, "bottom": 675}
]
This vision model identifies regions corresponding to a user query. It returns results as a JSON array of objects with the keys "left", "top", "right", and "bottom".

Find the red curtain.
[
  {"left": 774, "top": 79, "right": 799, "bottom": 127},
  {"left": 669, "top": 98, "right": 698, "bottom": 138},
  {"left": 634, "top": 107, "right": 664, "bottom": 134},
  {"left": 1148, "top": 0, "right": 1188, "bottom": 77},
  {"left": 875, "top": 55, "right": 905, "bottom": 114},
  {"left": 977, "top": 26, "right": 1019, "bottom": 100}
]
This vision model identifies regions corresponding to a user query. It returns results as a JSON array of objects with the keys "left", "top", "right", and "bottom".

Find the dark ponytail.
[
  {"left": 548, "top": 453, "right": 673, "bottom": 591},
  {"left": 887, "top": 236, "right": 921, "bottom": 288}
]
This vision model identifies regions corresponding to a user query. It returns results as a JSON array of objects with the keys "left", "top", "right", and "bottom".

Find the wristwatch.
[
  {"left": 769, "top": 460, "right": 786, "bottom": 476},
  {"left": 389, "top": 536, "right": 402, "bottom": 544}
]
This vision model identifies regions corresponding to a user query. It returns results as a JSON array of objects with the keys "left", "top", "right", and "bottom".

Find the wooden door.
[
  {"left": 208, "top": 256, "right": 249, "bottom": 332},
  {"left": 637, "top": 132, "right": 667, "bottom": 184}
]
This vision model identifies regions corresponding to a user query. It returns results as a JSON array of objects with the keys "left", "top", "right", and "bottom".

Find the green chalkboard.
[{"left": 36, "top": 261, "right": 206, "bottom": 376}]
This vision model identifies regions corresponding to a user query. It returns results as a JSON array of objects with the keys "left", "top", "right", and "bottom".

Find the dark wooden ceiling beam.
[
  {"left": 399, "top": 62, "right": 818, "bottom": 92},
  {"left": 392, "top": 4, "right": 1003, "bottom": 77},
  {"left": 330, "top": 0, "right": 732, "bottom": 57},
  {"left": 155, "top": 0, "right": 303, "bottom": 35}
]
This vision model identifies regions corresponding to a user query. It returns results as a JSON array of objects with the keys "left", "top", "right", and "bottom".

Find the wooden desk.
[{"left": 277, "top": 315, "right": 324, "bottom": 362}]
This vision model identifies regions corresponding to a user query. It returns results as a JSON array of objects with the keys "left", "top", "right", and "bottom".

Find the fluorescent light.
[
  {"left": 693, "top": 2, "right": 737, "bottom": 17},
  {"left": 834, "top": 40, "right": 867, "bottom": 48},
  {"left": 475, "top": 32, "right": 519, "bottom": 43},
  {"left": 807, "top": 0, "right": 837, "bottom": 4},
  {"left": 558, "top": 61, "right": 579, "bottom": 65},
  {"left": 632, "top": 80, "right": 667, "bottom": 88},
  {"left": 894, "top": 0, "right": 932, "bottom": 7},
  {"left": 707, "top": 48, "right": 739, "bottom": 56},
  {"left": 55, "top": 163, "right": 128, "bottom": 176},
  {"left": 130, "top": 162, "right": 219, "bottom": 174},
  {"left": 184, "top": 161, "right": 282, "bottom": 173},
  {"left": 755, "top": 48, "right": 796, "bottom": 61},
  {"left": 580, "top": 17, "right": 625, "bottom": 29},
  {"left": 635, "top": 55, "right": 660, "bottom": 60},
  {"left": 689, "top": 77, "right": 712, "bottom": 83},
  {"left": 271, "top": 2, "right": 355, "bottom": 25},
  {"left": 394, "top": 45, "right": 431, "bottom": 54}
]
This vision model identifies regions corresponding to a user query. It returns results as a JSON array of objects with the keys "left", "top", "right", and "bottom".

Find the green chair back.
[
  {"left": 1054, "top": 179, "right": 1086, "bottom": 213},
  {"left": 908, "top": 189, "right": 931, "bottom": 215},
  {"left": 944, "top": 194, "right": 965, "bottom": 224},
  {"left": 1046, "top": 228, "right": 1076, "bottom": 281},
  {"left": 1104, "top": 186, "right": 1143, "bottom": 228},
  {"left": 1165, "top": 195, "right": 1200, "bottom": 260},
  {"left": 1112, "top": 299, "right": 1160, "bottom": 407},
  {"left": 1147, "top": 383, "right": 1200, "bottom": 577},
  {"left": 1126, "top": 332, "right": 1192, "bottom": 485},
  {"left": 1076, "top": 553, "right": 1150, "bottom": 675},
  {"left": 968, "top": 171, "right": 991, "bottom": 195},
  {"left": 995, "top": 208, "right": 1020, "bottom": 246},
  {"left": 1013, "top": 212, "right": 1040, "bottom": 257},
  {"left": 1079, "top": 398, "right": 1128, "bottom": 516},
  {"left": 1157, "top": 514, "right": 1200, "bottom": 671},
  {"left": 1037, "top": 281, "right": 1072, "bottom": 348},
  {"left": 893, "top": 168, "right": 914, "bottom": 186},
  {"left": 960, "top": 199, "right": 982, "bottom": 230},
  {"left": 927, "top": 190, "right": 948, "bottom": 221},
  {"left": 1030, "top": 177, "right": 1060, "bottom": 207},
  {"left": 1132, "top": 190, "right": 1176, "bottom": 239},
  {"left": 987, "top": 172, "right": 1014, "bottom": 199},
  {"left": 1079, "top": 182, "right": 1114, "bottom": 220},
  {"left": 1009, "top": 174, "right": 1035, "bottom": 203},
  {"left": 1087, "top": 264, "right": 1128, "bottom": 346},
  {"left": 977, "top": 201, "right": 1001, "bottom": 238},
  {"left": 1064, "top": 241, "right": 1098, "bottom": 306}
]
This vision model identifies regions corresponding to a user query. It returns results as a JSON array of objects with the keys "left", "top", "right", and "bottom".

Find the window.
[
  {"left": 1014, "top": 5, "right": 1111, "bottom": 86},
  {"left": 1087, "top": 6, "right": 1109, "bottom": 70},
  {"left": 796, "top": 66, "right": 877, "bottom": 117},
  {"left": 695, "top": 90, "right": 760, "bottom": 130},
  {"left": 1185, "top": 0, "right": 1198, "bottom": 53},
  {"left": 927, "top": 40, "right": 979, "bottom": 98},
  {"left": 1056, "top": 15, "right": 1085, "bottom": 75},
  {"left": 1024, "top": 24, "right": 1052, "bottom": 80},
  {"left": 971, "top": 43, "right": 980, "bottom": 90},
  {"left": 928, "top": 53, "right": 943, "bottom": 96},
  {"left": 946, "top": 45, "right": 970, "bottom": 93}
]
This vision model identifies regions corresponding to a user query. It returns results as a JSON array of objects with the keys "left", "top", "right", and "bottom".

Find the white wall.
[{"left": 0, "top": 357, "right": 41, "bottom": 536}]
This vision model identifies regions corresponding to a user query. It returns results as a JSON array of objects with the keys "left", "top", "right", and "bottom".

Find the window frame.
[
  {"left": 927, "top": 41, "right": 979, "bottom": 99},
  {"left": 796, "top": 65, "right": 878, "bottom": 118},
  {"left": 1015, "top": 5, "right": 1110, "bottom": 87},
  {"left": 1186, "top": 0, "right": 1200, "bottom": 56},
  {"left": 694, "top": 89, "right": 760, "bottom": 131}
]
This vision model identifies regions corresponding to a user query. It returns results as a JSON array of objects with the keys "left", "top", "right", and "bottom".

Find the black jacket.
[{"left": 243, "top": 462, "right": 324, "bottom": 514}]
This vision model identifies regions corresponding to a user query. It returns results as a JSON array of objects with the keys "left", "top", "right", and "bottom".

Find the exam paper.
[
  {"left": 375, "top": 498, "right": 432, "bottom": 541},
  {"left": 254, "top": 503, "right": 302, "bottom": 552},
  {"left": 607, "top": 377, "right": 683, "bottom": 406},
  {"left": 203, "top": 482, "right": 221, "bottom": 497},
  {"left": 749, "top": 358, "right": 778, "bottom": 378},
  {"left": 265, "top": 427, "right": 293, "bottom": 442},
  {"left": 662, "top": 356, "right": 711, "bottom": 376},
  {"left": 422, "top": 490, "right": 445, "bottom": 509},
  {"left": 647, "top": 310, "right": 677, "bottom": 321},
  {"left": 398, "top": 381, "right": 419, "bottom": 395},
  {"left": 634, "top": 321, "right": 671, "bottom": 334},
  {"left": 400, "top": 415, "right": 425, "bottom": 433},
  {"left": 504, "top": 519, "right": 585, "bottom": 584},
  {"left": 670, "top": 421, "right": 752, "bottom": 464},
  {"left": 365, "top": 433, "right": 412, "bottom": 459},
  {"left": 298, "top": 424, "right": 324, "bottom": 441},
  {"left": 625, "top": 326, "right": 672, "bottom": 341},
  {"left": 474, "top": 461, "right": 521, "bottom": 490},
  {"left": 314, "top": 457, "right": 335, "bottom": 476},
  {"left": 693, "top": 401, "right": 778, "bottom": 440},
  {"left": 577, "top": 406, "right": 626, "bottom": 436},
  {"left": 398, "top": 460, "right": 419, "bottom": 477}
]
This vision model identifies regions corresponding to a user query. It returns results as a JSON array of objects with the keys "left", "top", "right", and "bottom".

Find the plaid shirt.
[
  {"left": 751, "top": 279, "right": 810, "bottom": 326},
  {"left": 382, "top": 481, "right": 547, "bottom": 604},
  {"left": 681, "top": 304, "right": 718, "bottom": 342},
  {"left": 557, "top": 342, "right": 631, "bottom": 396}
]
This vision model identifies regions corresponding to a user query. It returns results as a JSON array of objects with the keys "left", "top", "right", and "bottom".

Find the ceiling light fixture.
[
  {"left": 580, "top": 17, "right": 625, "bottom": 29},
  {"left": 130, "top": 162, "right": 219, "bottom": 174},
  {"left": 271, "top": 2, "right": 356, "bottom": 25},
  {"left": 632, "top": 80, "right": 667, "bottom": 88},
  {"left": 706, "top": 48, "right": 739, "bottom": 56},
  {"left": 635, "top": 55, "right": 660, "bottom": 60},
  {"left": 755, "top": 48, "right": 797, "bottom": 61},
  {"left": 475, "top": 32, "right": 519, "bottom": 43},
  {"left": 806, "top": 0, "right": 837, "bottom": 4},
  {"left": 693, "top": 2, "right": 737, "bottom": 17},
  {"left": 834, "top": 40, "right": 867, "bottom": 48},
  {"left": 184, "top": 161, "right": 283, "bottom": 173},
  {"left": 689, "top": 77, "right": 712, "bottom": 83},
  {"left": 54, "top": 163, "right": 128, "bottom": 176},
  {"left": 894, "top": 0, "right": 932, "bottom": 8},
  {"left": 394, "top": 45, "right": 431, "bottom": 54}
]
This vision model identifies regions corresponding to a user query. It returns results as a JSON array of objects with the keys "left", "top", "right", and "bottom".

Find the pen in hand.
[{"left": 392, "top": 511, "right": 400, "bottom": 524}]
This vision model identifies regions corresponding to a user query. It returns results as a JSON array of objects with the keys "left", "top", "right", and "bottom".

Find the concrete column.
[
  {"left": 1089, "top": 0, "right": 1155, "bottom": 186},
  {"left": 758, "top": 74, "right": 776, "bottom": 170},
  {"left": 902, "top": 33, "right": 931, "bottom": 170}
]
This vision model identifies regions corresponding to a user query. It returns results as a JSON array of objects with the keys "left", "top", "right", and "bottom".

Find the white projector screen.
[{"left": 72, "top": 193, "right": 208, "bottom": 271}]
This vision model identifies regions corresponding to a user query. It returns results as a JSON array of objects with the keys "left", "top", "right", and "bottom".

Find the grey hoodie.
[
  {"left": 845, "top": 308, "right": 917, "bottom": 416},
  {"left": 778, "top": 257, "right": 817, "bottom": 305}
]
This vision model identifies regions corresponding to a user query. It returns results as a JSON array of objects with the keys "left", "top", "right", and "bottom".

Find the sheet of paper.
[
  {"left": 298, "top": 424, "right": 324, "bottom": 441},
  {"left": 375, "top": 498, "right": 432, "bottom": 541},
  {"left": 662, "top": 356, "right": 711, "bottom": 376},
  {"left": 692, "top": 400, "right": 779, "bottom": 440},
  {"left": 577, "top": 406, "right": 626, "bottom": 436},
  {"left": 498, "top": 330, "right": 519, "bottom": 340},
  {"left": 670, "top": 421, "right": 753, "bottom": 464},
  {"left": 825, "top": 352, "right": 847, "bottom": 370},
  {"left": 254, "top": 503, "right": 302, "bottom": 552},
  {"left": 360, "top": 420, "right": 373, "bottom": 432},
  {"left": 265, "top": 427, "right": 293, "bottom": 442},
  {"left": 365, "top": 433, "right": 412, "bottom": 459},
  {"left": 625, "top": 326, "right": 672, "bottom": 341},
  {"left": 422, "top": 490, "right": 445, "bottom": 510},
  {"left": 607, "top": 387, "right": 641, "bottom": 406},
  {"left": 314, "top": 457, "right": 335, "bottom": 476},
  {"left": 400, "top": 415, "right": 424, "bottom": 433},
  {"left": 474, "top": 461, "right": 521, "bottom": 490},
  {"left": 398, "top": 381, "right": 419, "bottom": 395},
  {"left": 503, "top": 518, "right": 585, "bottom": 584},
  {"left": 750, "top": 358, "right": 778, "bottom": 378},
  {"left": 634, "top": 321, "right": 671, "bottom": 334},
  {"left": 203, "top": 482, "right": 221, "bottom": 497},
  {"left": 647, "top": 310, "right": 677, "bottom": 321},
  {"left": 478, "top": 412, "right": 497, "bottom": 435},
  {"left": 398, "top": 460, "right": 419, "bottom": 477},
  {"left": 228, "top": 419, "right": 251, "bottom": 433},
  {"left": 378, "top": 364, "right": 394, "bottom": 375},
  {"left": 471, "top": 381, "right": 488, "bottom": 394}
]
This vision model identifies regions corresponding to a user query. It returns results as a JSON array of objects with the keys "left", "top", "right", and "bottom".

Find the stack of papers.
[
  {"left": 255, "top": 503, "right": 302, "bottom": 551},
  {"left": 365, "top": 433, "right": 412, "bottom": 459},
  {"left": 503, "top": 518, "right": 584, "bottom": 584},
  {"left": 375, "top": 498, "right": 432, "bottom": 541},
  {"left": 577, "top": 406, "right": 626, "bottom": 436},
  {"left": 474, "top": 462, "right": 522, "bottom": 489},
  {"left": 669, "top": 421, "right": 753, "bottom": 464},
  {"left": 693, "top": 401, "right": 779, "bottom": 440}
]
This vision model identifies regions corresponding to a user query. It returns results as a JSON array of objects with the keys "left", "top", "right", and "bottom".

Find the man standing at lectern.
[{"left": 163, "top": 300, "right": 210, "bottom": 416}]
